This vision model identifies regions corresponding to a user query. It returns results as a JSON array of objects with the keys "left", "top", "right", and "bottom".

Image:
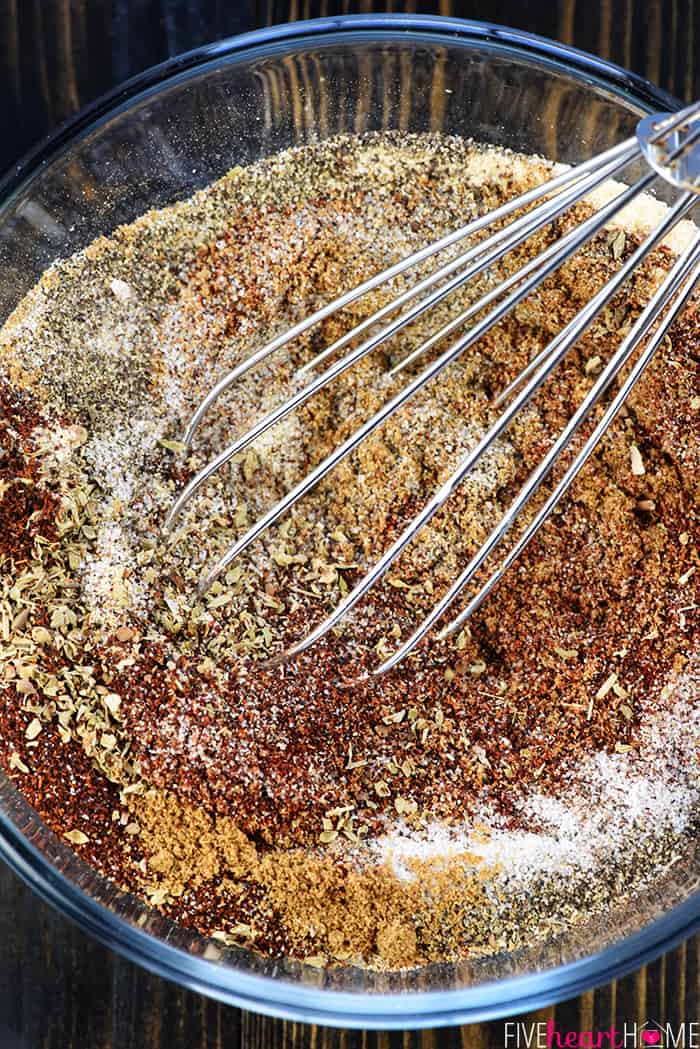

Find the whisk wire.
[
  {"left": 167, "top": 105, "right": 700, "bottom": 673},
  {"left": 296, "top": 146, "right": 641, "bottom": 379},
  {"left": 373, "top": 195, "right": 698, "bottom": 674},
  {"left": 180, "top": 137, "right": 639, "bottom": 449},
  {"left": 666, "top": 121, "right": 700, "bottom": 165},
  {"left": 193, "top": 169, "right": 659, "bottom": 595},
  {"left": 262, "top": 171, "right": 667, "bottom": 665},
  {"left": 648, "top": 99, "right": 700, "bottom": 144},
  {"left": 275, "top": 190, "right": 695, "bottom": 673},
  {"left": 439, "top": 225, "right": 700, "bottom": 643},
  {"left": 166, "top": 148, "right": 640, "bottom": 532}
]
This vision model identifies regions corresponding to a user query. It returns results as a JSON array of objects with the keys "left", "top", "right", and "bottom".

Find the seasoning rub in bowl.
[{"left": 0, "top": 130, "right": 698, "bottom": 972}]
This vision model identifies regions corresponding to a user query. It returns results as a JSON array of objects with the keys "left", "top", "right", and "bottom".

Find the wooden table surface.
[{"left": 0, "top": 1, "right": 698, "bottom": 1046}]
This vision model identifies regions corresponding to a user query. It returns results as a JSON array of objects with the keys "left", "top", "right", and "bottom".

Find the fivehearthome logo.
[{"left": 504, "top": 1019, "right": 699, "bottom": 1048}]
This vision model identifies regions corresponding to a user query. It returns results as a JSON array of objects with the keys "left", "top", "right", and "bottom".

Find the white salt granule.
[
  {"left": 374, "top": 667, "right": 700, "bottom": 890},
  {"left": 81, "top": 522, "right": 146, "bottom": 624},
  {"left": 83, "top": 417, "right": 156, "bottom": 505}
]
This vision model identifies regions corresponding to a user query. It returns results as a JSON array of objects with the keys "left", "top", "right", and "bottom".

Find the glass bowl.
[{"left": 0, "top": 13, "right": 695, "bottom": 1029}]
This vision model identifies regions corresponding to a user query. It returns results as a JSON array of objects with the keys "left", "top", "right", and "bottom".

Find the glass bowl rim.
[{"left": 0, "top": 12, "right": 694, "bottom": 1029}]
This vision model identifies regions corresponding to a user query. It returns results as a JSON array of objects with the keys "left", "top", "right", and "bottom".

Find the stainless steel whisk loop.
[{"left": 165, "top": 102, "right": 700, "bottom": 676}]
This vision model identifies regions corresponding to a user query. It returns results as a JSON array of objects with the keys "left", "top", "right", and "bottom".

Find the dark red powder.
[{"left": 0, "top": 380, "right": 59, "bottom": 563}]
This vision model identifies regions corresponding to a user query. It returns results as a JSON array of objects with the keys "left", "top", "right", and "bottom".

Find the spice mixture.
[{"left": 0, "top": 133, "right": 698, "bottom": 970}]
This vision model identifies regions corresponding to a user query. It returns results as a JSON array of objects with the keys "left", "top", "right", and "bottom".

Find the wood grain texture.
[
  {"left": 1, "top": 0, "right": 699, "bottom": 170},
  {"left": 0, "top": 1, "right": 697, "bottom": 1046},
  {"left": 0, "top": 844, "right": 696, "bottom": 1048}
]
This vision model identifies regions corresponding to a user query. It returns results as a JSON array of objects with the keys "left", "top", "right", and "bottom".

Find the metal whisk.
[{"left": 165, "top": 100, "right": 700, "bottom": 676}]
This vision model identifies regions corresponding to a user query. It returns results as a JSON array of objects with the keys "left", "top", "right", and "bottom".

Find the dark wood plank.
[
  {"left": 0, "top": 1, "right": 698, "bottom": 1046},
  {"left": 0, "top": 824, "right": 697, "bottom": 1047},
  {"left": 0, "top": 0, "right": 699, "bottom": 173}
]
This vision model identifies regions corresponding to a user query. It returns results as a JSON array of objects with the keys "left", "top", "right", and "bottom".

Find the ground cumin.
[
  {"left": 131, "top": 790, "right": 257, "bottom": 894},
  {"left": 130, "top": 787, "right": 494, "bottom": 968}
]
